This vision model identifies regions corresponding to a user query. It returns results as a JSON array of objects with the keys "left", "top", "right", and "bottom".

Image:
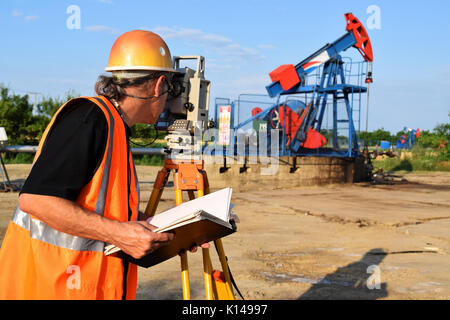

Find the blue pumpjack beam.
[{"left": 266, "top": 32, "right": 357, "bottom": 98}]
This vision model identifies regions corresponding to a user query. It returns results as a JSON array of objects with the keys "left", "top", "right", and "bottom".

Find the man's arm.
[{"left": 19, "top": 193, "right": 174, "bottom": 259}]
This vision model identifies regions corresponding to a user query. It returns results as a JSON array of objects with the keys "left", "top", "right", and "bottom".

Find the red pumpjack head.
[{"left": 345, "top": 12, "right": 374, "bottom": 63}]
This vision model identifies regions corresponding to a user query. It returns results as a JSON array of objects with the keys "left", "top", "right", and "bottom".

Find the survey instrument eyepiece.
[{"left": 156, "top": 56, "right": 211, "bottom": 132}]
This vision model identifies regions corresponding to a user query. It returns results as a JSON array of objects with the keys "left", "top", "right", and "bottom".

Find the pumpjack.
[{"left": 226, "top": 13, "right": 374, "bottom": 159}]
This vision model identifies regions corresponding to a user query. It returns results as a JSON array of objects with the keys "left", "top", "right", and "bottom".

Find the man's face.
[{"left": 141, "top": 75, "right": 169, "bottom": 125}]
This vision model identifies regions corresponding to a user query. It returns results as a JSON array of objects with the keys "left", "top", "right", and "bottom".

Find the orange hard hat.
[{"left": 105, "top": 30, "right": 175, "bottom": 73}]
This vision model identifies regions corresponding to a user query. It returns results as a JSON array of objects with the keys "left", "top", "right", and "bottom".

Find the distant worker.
[{"left": 0, "top": 30, "right": 205, "bottom": 300}]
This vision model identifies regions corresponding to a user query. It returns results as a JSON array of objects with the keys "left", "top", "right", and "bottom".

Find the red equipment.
[
  {"left": 344, "top": 13, "right": 373, "bottom": 63},
  {"left": 269, "top": 104, "right": 327, "bottom": 149},
  {"left": 251, "top": 107, "right": 263, "bottom": 117}
]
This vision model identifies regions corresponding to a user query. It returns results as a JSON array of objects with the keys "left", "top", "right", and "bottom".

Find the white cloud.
[
  {"left": 12, "top": 10, "right": 23, "bottom": 17},
  {"left": 151, "top": 26, "right": 231, "bottom": 46},
  {"left": 257, "top": 44, "right": 276, "bottom": 49},
  {"left": 25, "top": 15, "right": 39, "bottom": 21},
  {"left": 207, "top": 63, "right": 236, "bottom": 73},
  {"left": 146, "top": 26, "right": 265, "bottom": 61},
  {"left": 85, "top": 25, "right": 119, "bottom": 35},
  {"left": 12, "top": 10, "right": 39, "bottom": 22},
  {"left": 214, "top": 74, "right": 271, "bottom": 96}
]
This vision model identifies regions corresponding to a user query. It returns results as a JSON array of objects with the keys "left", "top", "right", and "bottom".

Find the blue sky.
[{"left": 1, "top": 0, "right": 449, "bottom": 133}]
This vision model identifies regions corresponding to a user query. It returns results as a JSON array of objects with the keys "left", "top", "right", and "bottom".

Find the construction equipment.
[
  {"left": 0, "top": 127, "right": 20, "bottom": 192},
  {"left": 145, "top": 56, "right": 240, "bottom": 300},
  {"left": 371, "top": 169, "right": 408, "bottom": 185},
  {"left": 396, "top": 127, "right": 420, "bottom": 149},
  {"left": 216, "top": 13, "right": 373, "bottom": 159},
  {"left": 266, "top": 13, "right": 373, "bottom": 97}
]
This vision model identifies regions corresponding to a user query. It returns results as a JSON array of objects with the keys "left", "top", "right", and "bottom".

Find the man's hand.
[
  {"left": 179, "top": 242, "right": 210, "bottom": 257},
  {"left": 137, "top": 210, "right": 209, "bottom": 257},
  {"left": 112, "top": 221, "right": 175, "bottom": 259}
]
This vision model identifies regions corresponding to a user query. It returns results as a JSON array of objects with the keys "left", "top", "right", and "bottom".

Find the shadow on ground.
[{"left": 298, "top": 248, "right": 388, "bottom": 300}]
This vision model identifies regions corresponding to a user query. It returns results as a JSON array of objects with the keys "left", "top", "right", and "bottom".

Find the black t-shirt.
[{"left": 20, "top": 99, "right": 131, "bottom": 203}]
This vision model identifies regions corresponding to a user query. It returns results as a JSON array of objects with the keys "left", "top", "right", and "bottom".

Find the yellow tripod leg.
[
  {"left": 144, "top": 168, "right": 169, "bottom": 217},
  {"left": 180, "top": 254, "right": 190, "bottom": 300},
  {"left": 215, "top": 239, "right": 235, "bottom": 300},
  {"left": 202, "top": 174, "right": 235, "bottom": 299},
  {"left": 174, "top": 188, "right": 191, "bottom": 300},
  {"left": 188, "top": 188, "right": 215, "bottom": 300},
  {"left": 198, "top": 189, "right": 216, "bottom": 300},
  {"left": 202, "top": 247, "right": 214, "bottom": 300},
  {"left": 145, "top": 187, "right": 163, "bottom": 217}
]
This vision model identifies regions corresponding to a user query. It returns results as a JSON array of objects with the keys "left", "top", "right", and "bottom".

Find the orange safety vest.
[{"left": 0, "top": 96, "right": 140, "bottom": 300}]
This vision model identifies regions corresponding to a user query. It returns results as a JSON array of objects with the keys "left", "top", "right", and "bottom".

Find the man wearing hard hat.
[{"left": 0, "top": 31, "right": 193, "bottom": 300}]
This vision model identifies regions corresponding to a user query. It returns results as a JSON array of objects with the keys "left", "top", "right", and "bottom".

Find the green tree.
[
  {"left": 360, "top": 127, "right": 396, "bottom": 146},
  {"left": 433, "top": 123, "right": 450, "bottom": 140},
  {"left": 0, "top": 87, "right": 41, "bottom": 144},
  {"left": 371, "top": 128, "right": 393, "bottom": 143},
  {"left": 0, "top": 86, "right": 79, "bottom": 144},
  {"left": 417, "top": 123, "right": 449, "bottom": 149},
  {"left": 37, "top": 89, "right": 78, "bottom": 119}
]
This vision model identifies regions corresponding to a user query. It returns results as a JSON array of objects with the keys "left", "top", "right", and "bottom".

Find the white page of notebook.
[{"left": 147, "top": 188, "right": 233, "bottom": 229}]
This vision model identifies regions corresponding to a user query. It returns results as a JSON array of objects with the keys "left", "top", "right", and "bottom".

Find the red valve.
[{"left": 345, "top": 13, "right": 374, "bottom": 62}]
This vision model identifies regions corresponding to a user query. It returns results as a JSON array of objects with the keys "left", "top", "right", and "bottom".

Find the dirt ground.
[{"left": 1, "top": 164, "right": 450, "bottom": 300}]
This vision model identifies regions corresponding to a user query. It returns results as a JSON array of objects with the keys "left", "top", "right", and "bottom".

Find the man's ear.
[{"left": 154, "top": 75, "right": 166, "bottom": 97}]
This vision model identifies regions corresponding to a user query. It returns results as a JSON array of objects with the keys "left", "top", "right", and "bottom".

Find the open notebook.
[{"left": 104, "top": 188, "right": 237, "bottom": 268}]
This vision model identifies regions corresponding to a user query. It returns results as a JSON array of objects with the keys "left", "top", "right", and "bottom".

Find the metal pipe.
[
  {"left": 0, "top": 145, "right": 166, "bottom": 155},
  {"left": 130, "top": 148, "right": 166, "bottom": 155},
  {"left": 0, "top": 145, "right": 38, "bottom": 153}
]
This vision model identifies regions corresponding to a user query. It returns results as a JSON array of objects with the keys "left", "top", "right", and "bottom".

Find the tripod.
[
  {"left": 144, "top": 157, "right": 236, "bottom": 300},
  {"left": 0, "top": 150, "right": 19, "bottom": 192}
]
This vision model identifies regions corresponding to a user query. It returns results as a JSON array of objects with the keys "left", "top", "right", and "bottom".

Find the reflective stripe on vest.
[
  {"left": 11, "top": 206, "right": 105, "bottom": 252},
  {"left": 93, "top": 97, "right": 140, "bottom": 216},
  {"left": 10, "top": 96, "right": 139, "bottom": 252},
  {"left": 92, "top": 97, "right": 115, "bottom": 215}
]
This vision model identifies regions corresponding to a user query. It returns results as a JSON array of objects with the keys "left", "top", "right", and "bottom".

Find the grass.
[
  {"left": 2, "top": 153, "right": 34, "bottom": 164},
  {"left": 372, "top": 158, "right": 450, "bottom": 172},
  {"left": 372, "top": 146, "right": 450, "bottom": 172},
  {"left": 133, "top": 154, "right": 165, "bottom": 166}
]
